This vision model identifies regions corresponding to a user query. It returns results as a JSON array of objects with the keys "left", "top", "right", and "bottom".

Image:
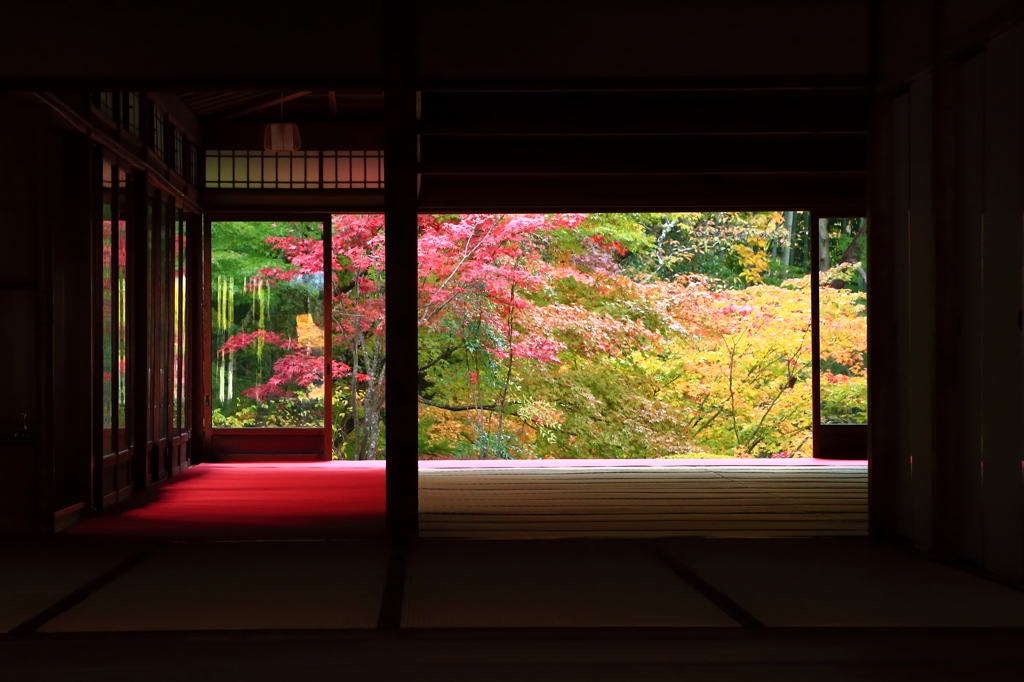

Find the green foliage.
[
  {"left": 585, "top": 212, "right": 816, "bottom": 288},
  {"left": 418, "top": 414, "right": 459, "bottom": 457},
  {"left": 210, "top": 221, "right": 321, "bottom": 282},
  {"left": 455, "top": 430, "right": 535, "bottom": 460},
  {"left": 210, "top": 221, "right": 326, "bottom": 428}
]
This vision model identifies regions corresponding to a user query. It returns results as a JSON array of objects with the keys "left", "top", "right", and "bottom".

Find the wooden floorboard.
[{"left": 419, "top": 465, "right": 869, "bottom": 538}]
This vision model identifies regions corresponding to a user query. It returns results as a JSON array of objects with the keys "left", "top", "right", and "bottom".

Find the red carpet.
[
  {"left": 67, "top": 459, "right": 866, "bottom": 541},
  {"left": 69, "top": 463, "right": 386, "bottom": 541}
]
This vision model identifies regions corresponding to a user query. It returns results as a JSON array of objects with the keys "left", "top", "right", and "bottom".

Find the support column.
[
  {"left": 867, "top": 94, "right": 899, "bottom": 537},
  {"left": 907, "top": 76, "right": 936, "bottom": 552},
  {"left": 929, "top": 9, "right": 962, "bottom": 558},
  {"left": 199, "top": 215, "right": 213, "bottom": 463},
  {"left": 129, "top": 172, "right": 151, "bottom": 491},
  {"left": 810, "top": 214, "right": 822, "bottom": 460},
  {"left": 187, "top": 212, "right": 205, "bottom": 465},
  {"left": 981, "top": 25, "right": 1024, "bottom": 581},
  {"left": 384, "top": 0, "right": 419, "bottom": 540},
  {"left": 323, "top": 217, "right": 333, "bottom": 461},
  {"left": 867, "top": 0, "right": 899, "bottom": 538}
]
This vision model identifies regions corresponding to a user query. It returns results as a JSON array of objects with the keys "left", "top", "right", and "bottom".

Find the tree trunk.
[
  {"left": 364, "top": 378, "right": 384, "bottom": 459},
  {"left": 782, "top": 211, "right": 795, "bottom": 269},
  {"left": 350, "top": 275, "right": 362, "bottom": 458},
  {"left": 839, "top": 217, "right": 867, "bottom": 264},
  {"left": 818, "top": 218, "right": 830, "bottom": 273}
]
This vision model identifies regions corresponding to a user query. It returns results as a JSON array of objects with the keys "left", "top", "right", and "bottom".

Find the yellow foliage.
[
  {"left": 295, "top": 313, "right": 323, "bottom": 349},
  {"left": 419, "top": 405, "right": 538, "bottom": 449},
  {"left": 733, "top": 236, "right": 770, "bottom": 285}
]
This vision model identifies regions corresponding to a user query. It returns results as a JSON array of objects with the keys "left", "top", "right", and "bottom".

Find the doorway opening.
[
  {"left": 206, "top": 215, "right": 386, "bottom": 463},
  {"left": 413, "top": 212, "right": 868, "bottom": 538}
]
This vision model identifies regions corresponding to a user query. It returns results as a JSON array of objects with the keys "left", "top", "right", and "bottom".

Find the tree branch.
[
  {"left": 418, "top": 397, "right": 518, "bottom": 412},
  {"left": 418, "top": 344, "right": 464, "bottom": 372}
]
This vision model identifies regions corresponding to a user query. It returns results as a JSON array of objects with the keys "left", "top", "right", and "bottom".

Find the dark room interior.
[{"left": 2, "top": 1, "right": 1024, "bottom": 679}]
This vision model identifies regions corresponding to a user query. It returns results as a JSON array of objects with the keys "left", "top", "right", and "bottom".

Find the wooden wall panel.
[
  {"left": 418, "top": 0, "right": 868, "bottom": 80},
  {"left": 908, "top": 76, "right": 936, "bottom": 551},
  {"left": 891, "top": 92, "right": 915, "bottom": 540},
  {"left": 0, "top": 2, "right": 384, "bottom": 83},
  {"left": 418, "top": 174, "right": 866, "bottom": 214},
  {"left": 0, "top": 97, "right": 50, "bottom": 534},
  {"left": 878, "top": 0, "right": 934, "bottom": 92},
  {"left": 0, "top": 292, "right": 41, "bottom": 533},
  {"left": 943, "top": 0, "right": 1024, "bottom": 57},
  {"left": 877, "top": 0, "right": 1024, "bottom": 584},
  {"left": 49, "top": 132, "right": 94, "bottom": 513},
  {"left": 955, "top": 53, "right": 986, "bottom": 564},
  {"left": 981, "top": 24, "right": 1024, "bottom": 580}
]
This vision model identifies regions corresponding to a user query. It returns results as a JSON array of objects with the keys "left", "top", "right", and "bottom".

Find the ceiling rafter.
[{"left": 219, "top": 91, "right": 313, "bottom": 121}]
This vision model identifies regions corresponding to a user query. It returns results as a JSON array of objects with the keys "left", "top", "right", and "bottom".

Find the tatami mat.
[
  {"left": 658, "top": 537, "right": 1024, "bottom": 627},
  {"left": 40, "top": 540, "right": 389, "bottom": 632},
  {"left": 419, "top": 466, "right": 867, "bottom": 538},
  {"left": 0, "top": 540, "right": 144, "bottom": 633},
  {"left": 401, "top": 539, "right": 738, "bottom": 628}
]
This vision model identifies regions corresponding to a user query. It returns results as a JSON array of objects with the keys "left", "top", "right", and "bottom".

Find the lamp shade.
[{"left": 264, "top": 123, "right": 302, "bottom": 152}]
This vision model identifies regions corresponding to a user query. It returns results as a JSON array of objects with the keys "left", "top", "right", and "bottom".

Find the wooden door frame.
[
  {"left": 811, "top": 210, "right": 870, "bottom": 460},
  {"left": 199, "top": 214, "right": 334, "bottom": 462}
]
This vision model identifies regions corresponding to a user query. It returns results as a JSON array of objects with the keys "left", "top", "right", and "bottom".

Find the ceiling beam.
[{"left": 219, "top": 91, "right": 313, "bottom": 121}]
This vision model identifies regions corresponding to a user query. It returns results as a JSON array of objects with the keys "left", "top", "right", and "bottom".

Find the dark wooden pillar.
[
  {"left": 323, "top": 216, "right": 333, "bottom": 461},
  {"left": 187, "top": 212, "right": 206, "bottom": 464},
  {"left": 867, "top": 85, "right": 899, "bottom": 537},
  {"left": 34, "top": 107, "right": 57, "bottom": 534},
  {"left": 980, "top": 25, "right": 1024, "bottom": 580},
  {"left": 907, "top": 75, "right": 937, "bottom": 551},
  {"left": 384, "top": 0, "right": 420, "bottom": 540},
  {"left": 929, "top": 5, "right": 962, "bottom": 560},
  {"left": 810, "top": 213, "right": 821, "bottom": 459},
  {"left": 129, "top": 171, "right": 151, "bottom": 491},
  {"left": 890, "top": 89, "right": 914, "bottom": 541},
  {"left": 200, "top": 215, "right": 213, "bottom": 462},
  {"left": 50, "top": 131, "right": 94, "bottom": 518},
  {"left": 953, "top": 52, "right": 986, "bottom": 566}
]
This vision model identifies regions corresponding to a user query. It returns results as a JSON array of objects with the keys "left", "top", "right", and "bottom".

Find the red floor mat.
[{"left": 69, "top": 462, "right": 386, "bottom": 540}]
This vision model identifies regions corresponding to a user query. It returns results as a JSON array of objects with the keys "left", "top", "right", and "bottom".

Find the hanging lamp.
[{"left": 263, "top": 92, "right": 302, "bottom": 151}]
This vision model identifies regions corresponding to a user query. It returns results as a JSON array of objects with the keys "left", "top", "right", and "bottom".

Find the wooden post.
[
  {"left": 323, "top": 216, "right": 333, "bottom": 461},
  {"left": 200, "top": 215, "right": 213, "bottom": 463},
  {"left": 867, "top": 90, "right": 899, "bottom": 538},
  {"left": 130, "top": 172, "right": 151, "bottom": 491},
  {"left": 384, "top": 0, "right": 420, "bottom": 540},
  {"left": 929, "top": 4, "right": 961, "bottom": 560},
  {"left": 90, "top": 146, "right": 104, "bottom": 508},
  {"left": 187, "top": 212, "right": 205, "bottom": 464},
  {"left": 980, "top": 25, "right": 1024, "bottom": 581},
  {"left": 953, "top": 53, "right": 986, "bottom": 565},
  {"left": 811, "top": 213, "right": 822, "bottom": 459},
  {"left": 907, "top": 76, "right": 936, "bottom": 552}
]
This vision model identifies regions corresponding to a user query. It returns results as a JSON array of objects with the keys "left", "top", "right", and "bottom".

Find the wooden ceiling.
[
  {"left": 177, "top": 91, "right": 384, "bottom": 122},
  {"left": 193, "top": 83, "right": 868, "bottom": 214}
]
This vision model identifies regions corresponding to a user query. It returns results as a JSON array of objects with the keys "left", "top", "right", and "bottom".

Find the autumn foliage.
[{"left": 212, "top": 212, "right": 867, "bottom": 459}]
